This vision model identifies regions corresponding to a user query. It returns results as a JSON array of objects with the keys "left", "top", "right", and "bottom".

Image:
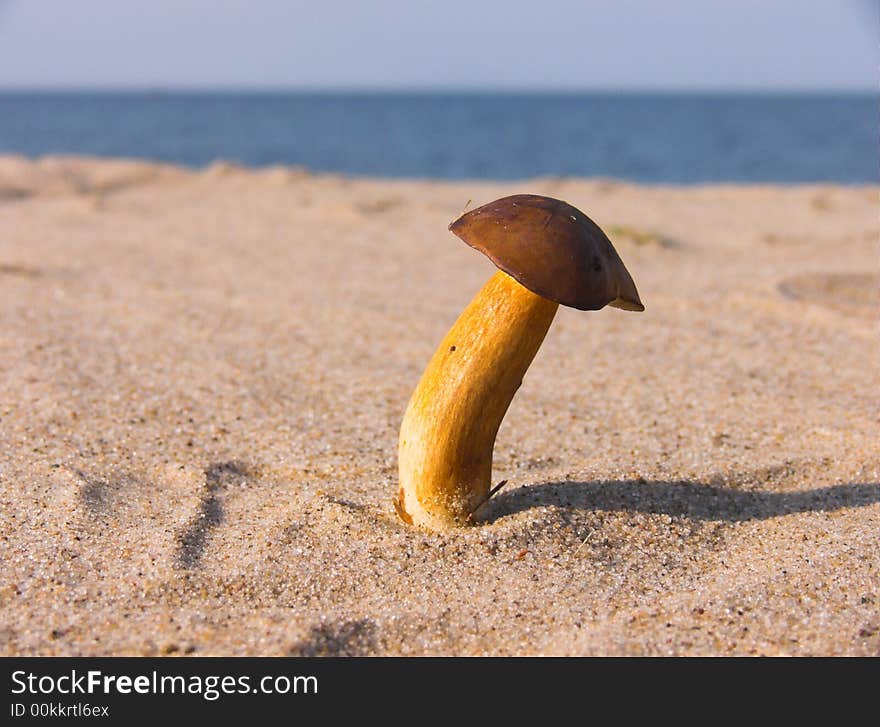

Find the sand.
[{"left": 0, "top": 155, "right": 877, "bottom": 656}]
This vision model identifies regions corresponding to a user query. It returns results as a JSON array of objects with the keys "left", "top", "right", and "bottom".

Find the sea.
[{"left": 0, "top": 91, "right": 875, "bottom": 184}]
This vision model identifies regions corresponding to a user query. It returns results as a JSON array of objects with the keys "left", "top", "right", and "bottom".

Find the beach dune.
[{"left": 0, "top": 156, "right": 877, "bottom": 655}]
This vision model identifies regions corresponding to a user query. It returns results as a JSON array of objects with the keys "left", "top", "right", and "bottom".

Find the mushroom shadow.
[{"left": 485, "top": 478, "right": 880, "bottom": 523}]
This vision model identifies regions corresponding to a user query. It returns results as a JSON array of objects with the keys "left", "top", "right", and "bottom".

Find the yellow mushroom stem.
[{"left": 396, "top": 270, "right": 559, "bottom": 530}]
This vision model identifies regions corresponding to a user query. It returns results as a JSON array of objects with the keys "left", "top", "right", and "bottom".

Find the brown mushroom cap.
[{"left": 449, "top": 194, "right": 644, "bottom": 312}]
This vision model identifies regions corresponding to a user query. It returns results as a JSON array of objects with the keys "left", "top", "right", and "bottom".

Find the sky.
[{"left": 0, "top": 0, "right": 876, "bottom": 91}]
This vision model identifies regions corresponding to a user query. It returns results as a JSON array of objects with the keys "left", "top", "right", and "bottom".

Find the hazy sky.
[{"left": 0, "top": 0, "right": 876, "bottom": 90}]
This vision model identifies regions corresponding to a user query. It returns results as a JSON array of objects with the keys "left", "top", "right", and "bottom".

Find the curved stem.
[{"left": 396, "top": 270, "right": 558, "bottom": 529}]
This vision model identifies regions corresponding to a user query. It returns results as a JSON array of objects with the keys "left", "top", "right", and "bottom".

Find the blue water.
[{"left": 0, "top": 91, "right": 875, "bottom": 183}]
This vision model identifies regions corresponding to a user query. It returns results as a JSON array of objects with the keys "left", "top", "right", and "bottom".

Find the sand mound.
[{"left": 778, "top": 272, "right": 879, "bottom": 318}]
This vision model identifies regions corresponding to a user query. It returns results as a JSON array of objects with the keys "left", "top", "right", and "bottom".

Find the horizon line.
[{"left": 0, "top": 84, "right": 875, "bottom": 96}]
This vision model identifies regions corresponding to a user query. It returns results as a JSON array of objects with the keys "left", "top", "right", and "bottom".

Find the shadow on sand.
[{"left": 485, "top": 478, "right": 880, "bottom": 523}]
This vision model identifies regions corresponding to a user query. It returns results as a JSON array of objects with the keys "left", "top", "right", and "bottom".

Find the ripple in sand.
[
  {"left": 777, "top": 272, "right": 879, "bottom": 317},
  {"left": 288, "top": 619, "right": 380, "bottom": 656},
  {"left": 0, "top": 263, "right": 42, "bottom": 278},
  {"left": 356, "top": 196, "right": 404, "bottom": 214},
  {"left": 175, "top": 461, "right": 249, "bottom": 569},
  {"left": 607, "top": 224, "right": 678, "bottom": 249},
  {"left": 0, "top": 188, "right": 31, "bottom": 202}
]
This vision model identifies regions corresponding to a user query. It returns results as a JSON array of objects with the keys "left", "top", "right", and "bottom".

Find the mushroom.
[{"left": 395, "top": 194, "right": 644, "bottom": 530}]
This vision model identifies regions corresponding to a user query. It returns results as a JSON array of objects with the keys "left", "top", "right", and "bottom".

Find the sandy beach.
[{"left": 0, "top": 155, "right": 877, "bottom": 656}]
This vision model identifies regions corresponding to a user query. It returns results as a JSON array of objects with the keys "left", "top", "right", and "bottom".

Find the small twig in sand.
[
  {"left": 574, "top": 529, "right": 595, "bottom": 555},
  {"left": 631, "top": 542, "right": 650, "bottom": 556},
  {"left": 486, "top": 479, "right": 509, "bottom": 500},
  {"left": 467, "top": 479, "right": 509, "bottom": 521}
]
